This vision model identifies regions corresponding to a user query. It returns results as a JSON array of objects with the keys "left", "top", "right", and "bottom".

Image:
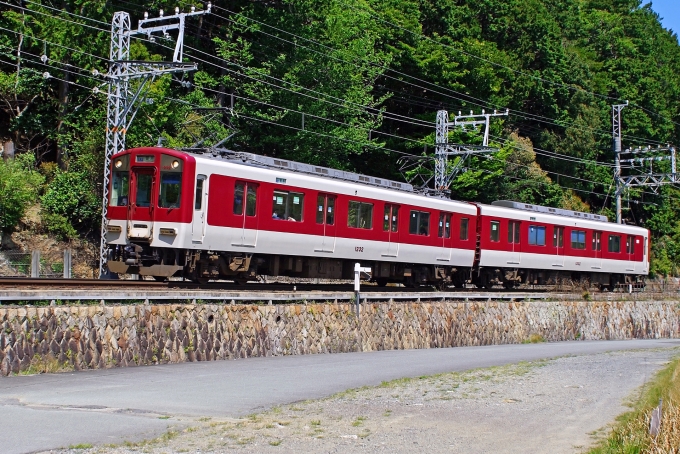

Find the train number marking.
[{"left": 355, "top": 246, "right": 364, "bottom": 252}]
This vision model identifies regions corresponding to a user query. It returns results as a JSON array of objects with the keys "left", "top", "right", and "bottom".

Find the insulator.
[
  {"left": 175, "top": 6, "right": 179, "bottom": 14},
  {"left": 144, "top": 11, "right": 148, "bottom": 19},
  {"left": 40, "top": 54, "right": 48, "bottom": 63},
  {"left": 159, "top": 8, "right": 164, "bottom": 17}
]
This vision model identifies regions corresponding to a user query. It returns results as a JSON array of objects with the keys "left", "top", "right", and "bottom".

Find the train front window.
[
  {"left": 111, "top": 171, "right": 129, "bottom": 206},
  {"left": 135, "top": 173, "right": 153, "bottom": 207},
  {"left": 159, "top": 173, "right": 182, "bottom": 208}
]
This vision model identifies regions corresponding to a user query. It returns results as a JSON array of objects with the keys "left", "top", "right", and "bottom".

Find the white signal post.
[{"left": 354, "top": 263, "right": 371, "bottom": 317}]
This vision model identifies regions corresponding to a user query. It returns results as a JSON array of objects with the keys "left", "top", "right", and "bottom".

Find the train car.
[
  {"left": 473, "top": 201, "right": 649, "bottom": 290},
  {"left": 104, "top": 147, "right": 477, "bottom": 287}
]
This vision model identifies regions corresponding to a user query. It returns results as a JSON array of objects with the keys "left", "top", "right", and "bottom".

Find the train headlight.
[
  {"left": 114, "top": 160, "right": 123, "bottom": 168},
  {"left": 171, "top": 160, "right": 180, "bottom": 169}
]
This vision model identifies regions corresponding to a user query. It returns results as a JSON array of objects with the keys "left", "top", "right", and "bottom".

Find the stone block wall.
[{"left": 0, "top": 300, "right": 678, "bottom": 376}]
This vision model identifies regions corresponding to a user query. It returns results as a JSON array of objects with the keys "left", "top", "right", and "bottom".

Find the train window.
[
  {"left": 194, "top": 177, "right": 204, "bottom": 210},
  {"left": 592, "top": 232, "right": 602, "bottom": 251},
  {"left": 111, "top": 171, "right": 129, "bottom": 206},
  {"left": 460, "top": 218, "right": 469, "bottom": 240},
  {"left": 438, "top": 213, "right": 451, "bottom": 238},
  {"left": 159, "top": 173, "right": 182, "bottom": 208},
  {"left": 608, "top": 235, "right": 621, "bottom": 253},
  {"left": 409, "top": 211, "right": 430, "bottom": 236},
  {"left": 383, "top": 204, "right": 399, "bottom": 232},
  {"left": 234, "top": 182, "right": 258, "bottom": 216},
  {"left": 316, "top": 194, "right": 335, "bottom": 225},
  {"left": 571, "top": 230, "right": 586, "bottom": 249},
  {"left": 135, "top": 173, "right": 153, "bottom": 208},
  {"left": 490, "top": 221, "right": 500, "bottom": 242},
  {"left": 528, "top": 225, "right": 546, "bottom": 246},
  {"left": 509, "top": 221, "right": 520, "bottom": 244},
  {"left": 626, "top": 236, "right": 635, "bottom": 254},
  {"left": 273, "top": 190, "right": 304, "bottom": 221},
  {"left": 348, "top": 201, "right": 373, "bottom": 229},
  {"left": 553, "top": 227, "right": 564, "bottom": 247},
  {"left": 246, "top": 185, "right": 257, "bottom": 216}
]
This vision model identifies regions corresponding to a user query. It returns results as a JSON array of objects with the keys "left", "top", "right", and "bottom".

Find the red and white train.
[{"left": 104, "top": 147, "right": 649, "bottom": 289}]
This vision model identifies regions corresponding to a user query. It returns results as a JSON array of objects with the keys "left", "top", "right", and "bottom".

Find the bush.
[
  {"left": 41, "top": 212, "right": 78, "bottom": 241},
  {"left": 0, "top": 153, "right": 44, "bottom": 234},
  {"left": 41, "top": 170, "right": 100, "bottom": 233}
]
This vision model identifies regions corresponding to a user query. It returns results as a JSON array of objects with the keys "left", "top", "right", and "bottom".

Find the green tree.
[{"left": 0, "top": 153, "right": 43, "bottom": 238}]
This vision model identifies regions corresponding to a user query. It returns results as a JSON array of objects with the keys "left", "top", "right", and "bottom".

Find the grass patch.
[
  {"left": 269, "top": 439, "right": 282, "bottom": 446},
  {"left": 68, "top": 444, "right": 93, "bottom": 449},
  {"left": 522, "top": 334, "right": 546, "bottom": 344},
  {"left": 588, "top": 356, "right": 680, "bottom": 453},
  {"left": 18, "top": 354, "right": 71, "bottom": 375},
  {"left": 352, "top": 416, "right": 367, "bottom": 427}
]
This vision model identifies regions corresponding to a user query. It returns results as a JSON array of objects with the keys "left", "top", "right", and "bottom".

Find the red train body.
[{"left": 104, "top": 147, "right": 649, "bottom": 289}]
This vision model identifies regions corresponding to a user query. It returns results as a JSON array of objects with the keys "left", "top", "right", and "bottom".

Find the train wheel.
[
  {"left": 375, "top": 278, "right": 388, "bottom": 287},
  {"left": 153, "top": 276, "right": 167, "bottom": 282},
  {"left": 193, "top": 277, "right": 209, "bottom": 285}
]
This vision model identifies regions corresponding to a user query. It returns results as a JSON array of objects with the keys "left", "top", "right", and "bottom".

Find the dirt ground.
[{"left": 48, "top": 347, "right": 679, "bottom": 454}]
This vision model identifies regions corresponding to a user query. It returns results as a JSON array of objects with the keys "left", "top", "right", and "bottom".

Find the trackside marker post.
[{"left": 354, "top": 263, "right": 371, "bottom": 318}]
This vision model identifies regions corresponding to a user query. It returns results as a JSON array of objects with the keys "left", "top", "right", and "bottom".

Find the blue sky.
[{"left": 649, "top": 0, "right": 680, "bottom": 36}]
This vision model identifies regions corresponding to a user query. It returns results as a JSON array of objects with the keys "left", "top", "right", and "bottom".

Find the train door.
[
  {"left": 232, "top": 181, "right": 259, "bottom": 247},
  {"left": 436, "top": 212, "right": 452, "bottom": 262},
  {"left": 507, "top": 221, "right": 521, "bottom": 265},
  {"left": 626, "top": 235, "right": 636, "bottom": 272},
  {"left": 381, "top": 204, "right": 400, "bottom": 257},
  {"left": 592, "top": 231, "right": 602, "bottom": 270},
  {"left": 128, "top": 167, "right": 156, "bottom": 240},
  {"left": 553, "top": 226, "right": 565, "bottom": 267},
  {"left": 315, "top": 194, "right": 336, "bottom": 253},
  {"left": 192, "top": 175, "right": 207, "bottom": 243}
]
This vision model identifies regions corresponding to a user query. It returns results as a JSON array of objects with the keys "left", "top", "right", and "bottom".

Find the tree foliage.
[{"left": 0, "top": 153, "right": 43, "bottom": 234}]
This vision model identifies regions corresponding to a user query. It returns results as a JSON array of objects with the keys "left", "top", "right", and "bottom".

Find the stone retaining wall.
[{"left": 0, "top": 300, "right": 678, "bottom": 376}]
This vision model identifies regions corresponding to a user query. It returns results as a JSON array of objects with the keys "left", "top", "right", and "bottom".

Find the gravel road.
[{"left": 50, "top": 347, "right": 679, "bottom": 454}]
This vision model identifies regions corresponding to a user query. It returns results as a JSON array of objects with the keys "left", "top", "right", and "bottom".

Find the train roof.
[
  {"left": 186, "top": 148, "right": 415, "bottom": 193},
  {"left": 491, "top": 200, "right": 609, "bottom": 223}
]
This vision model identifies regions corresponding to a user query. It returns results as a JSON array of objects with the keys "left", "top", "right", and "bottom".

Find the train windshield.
[
  {"left": 158, "top": 154, "right": 184, "bottom": 208},
  {"left": 110, "top": 155, "right": 130, "bottom": 206},
  {"left": 159, "top": 173, "right": 182, "bottom": 208}
]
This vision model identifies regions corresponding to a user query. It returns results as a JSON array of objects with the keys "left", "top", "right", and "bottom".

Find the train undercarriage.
[{"left": 106, "top": 244, "right": 644, "bottom": 290}]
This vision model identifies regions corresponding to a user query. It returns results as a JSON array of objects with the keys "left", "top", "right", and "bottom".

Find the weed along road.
[{"left": 0, "top": 340, "right": 678, "bottom": 453}]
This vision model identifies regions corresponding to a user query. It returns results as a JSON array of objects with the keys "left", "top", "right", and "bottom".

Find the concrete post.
[
  {"left": 63, "top": 249, "right": 72, "bottom": 279},
  {"left": 31, "top": 251, "right": 40, "bottom": 278}
]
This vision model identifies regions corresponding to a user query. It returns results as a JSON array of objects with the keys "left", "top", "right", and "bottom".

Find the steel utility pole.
[
  {"left": 434, "top": 109, "right": 508, "bottom": 193},
  {"left": 99, "top": 5, "right": 210, "bottom": 278},
  {"left": 612, "top": 102, "right": 677, "bottom": 223},
  {"left": 612, "top": 102, "right": 627, "bottom": 223}
]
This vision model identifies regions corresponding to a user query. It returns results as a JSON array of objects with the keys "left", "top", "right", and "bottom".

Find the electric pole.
[
  {"left": 99, "top": 5, "right": 211, "bottom": 278},
  {"left": 434, "top": 109, "right": 508, "bottom": 194},
  {"left": 612, "top": 102, "right": 627, "bottom": 223},
  {"left": 612, "top": 102, "right": 677, "bottom": 223}
]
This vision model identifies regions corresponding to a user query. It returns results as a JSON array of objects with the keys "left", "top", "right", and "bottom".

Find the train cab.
[{"left": 105, "top": 147, "right": 197, "bottom": 276}]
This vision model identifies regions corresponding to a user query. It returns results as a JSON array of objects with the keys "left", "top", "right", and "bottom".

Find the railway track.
[
  {"left": 0, "top": 277, "right": 550, "bottom": 292},
  {"left": 0, "top": 277, "right": 657, "bottom": 304},
  {"left": 0, "top": 277, "right": 566, "bottom": 303}
]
